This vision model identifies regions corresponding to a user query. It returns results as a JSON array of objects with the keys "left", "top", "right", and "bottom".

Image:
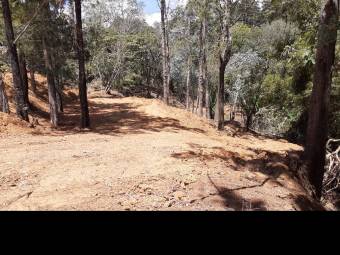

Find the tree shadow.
[
  {"left": 207, "top": 174, "right": 269, "bottom": 211},
  {"left": 172, "top": 143, "right": 325, "bottom": 211},
  {"left": 293, "top": 195, "right": 325, "bottom": 211},
  {"left": 29, "top": 102, "right": 50, "bottom": 120},
  {"left": 39, "top": 100, "right": 206, "bottom": 136},
  {"left": 172, "top": 143, "right": 301, "bottom": 180}
]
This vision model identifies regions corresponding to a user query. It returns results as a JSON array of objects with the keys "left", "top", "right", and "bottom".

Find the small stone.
[
  {"left": 163, "top": 200, "right": 175, "bottom": 208},
  {"left": 173, "top": 191, "right": 186, "bottom": 200},
  {"left": 138, "top": 184, "right": 152, "bottom": 192}
]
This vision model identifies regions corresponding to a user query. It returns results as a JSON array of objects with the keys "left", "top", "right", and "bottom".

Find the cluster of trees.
[
  {"left": 0, "top": 0, "right": 339, "bottom": 200},
  {"left": 159, "top": 0, "right": 339, "bottom": 199},
  {"left": 83, "top": 0, "right": 163, "bottom": 96},
  {"left": 160, "top": 0, "right": 339, "bottom": 140},
  {"left": 0, "top": 0, "right": 89, "bottom": 128}
]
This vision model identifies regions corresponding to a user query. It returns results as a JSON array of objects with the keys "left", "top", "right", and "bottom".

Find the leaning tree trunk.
[
  {"left": 18, "top": 50, "right": 30, "bottom": 108},
  {"left": 1, "top": 0, "right": 28, "bottom": 121},
  {"left": 42, "top": 36, "right": 58, "bottom": 127},
  {"left": 0, "top": 74, "right": 10, "bottom": 113},
  {"left": 75, "top": 0, "right": 90, "bottom": 128},
  {"left": 304, "top": 0, "right": 339, "bottom": 199},
  {"left": 160, "top": 0, "right": 170, "bottom": 105}
]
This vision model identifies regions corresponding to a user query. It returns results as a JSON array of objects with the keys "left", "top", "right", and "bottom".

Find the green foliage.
[
  {"left": 86, "top": 14, "right": 162, "bottom": 92},
  {"left": 0, "top": 0, "right": 338, "bottom": 141}
]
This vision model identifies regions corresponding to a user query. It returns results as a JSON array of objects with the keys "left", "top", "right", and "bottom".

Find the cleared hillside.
[{"left": 0, "top": 74, "right": 323, "bottom": 211}]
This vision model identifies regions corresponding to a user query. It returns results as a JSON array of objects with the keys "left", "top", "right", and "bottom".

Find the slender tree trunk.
[
  {"left": 246, "top": 114, "right": 253, "bottom": 131},
  {"left": 50, "top": 48, "right": 64, "bottom": 113},
  {"left": 55, "top": 75, "right": 64, "bottom": 113},
  {"left": 215, "top": 61, "right": 227, "bottom": 130},
  {"left": 0, "top": 74, "right": 10, "bottom": 113},
  {"left": 205, "top": 57, "right": 210, "bottom": 119},
  {"left": 185, "top": 56, "right": 191, "bottom": 110},
  {"left": 42, "top": 36, "right": 58, "bottom": 127},
  {"left": 75, "top": 0, "right": 90, "bottom": 128},
  {"left": 205, "top": 80, "right": 211, "bottom": 119},
  {"left": 69, "top": 0, "right": 75, "bottom": 25},
  {"left": 197, "top": 22, "right": 205, "bottom": 117},
  {"left": 165, "top": 3, "right": 171, "bottom": 102},
  {"left": 185, "top": 14, "right": 192, "bottom": 111},
  {"left": 304, "top": 0, "right": 339, "bottom": 199},
  {"left": 56, "top": 91, "right": 63, "bottom": 113},
  {"left": 18, "top": 50, "right": 30, "bottom": 108},
  {"left": 160, "top": 0, "right": 170, "bottom": 105},
  {"left": 29, "top": 68, "right": 37, "bottom": 95},
  {"left": 214, "top": 2, "right": 232, "bottom": 130},
  {"left": 192, "top": 87, "right": 195, "bottom": 114},
  {"left": 1, "top": 0, "right": 28, "bottom": 121}
]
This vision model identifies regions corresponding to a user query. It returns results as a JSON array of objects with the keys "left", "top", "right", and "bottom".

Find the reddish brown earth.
[{"left": 0, "top": 73, "right": 323, "bottom": 211}]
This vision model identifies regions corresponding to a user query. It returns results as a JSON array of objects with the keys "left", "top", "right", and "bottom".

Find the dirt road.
[{"left": 0, "top": 95, "right": 321, "bottom": 211}]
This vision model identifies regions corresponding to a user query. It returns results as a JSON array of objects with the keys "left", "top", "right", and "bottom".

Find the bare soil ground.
[{"left": 0, "top": 74, "right": 324, "bottom": 211}]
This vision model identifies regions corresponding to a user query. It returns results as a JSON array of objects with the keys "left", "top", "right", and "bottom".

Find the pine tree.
[
  {"left": 1, "top": 0, "right": 29, "bottom": 121},
  {"left": 75, "top": 0, "right": 90, "bottom": 128}
]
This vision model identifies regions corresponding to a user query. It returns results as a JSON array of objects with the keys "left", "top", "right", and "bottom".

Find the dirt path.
[{"left": 0, "top": 95, "right": 322, "bottom": 211}]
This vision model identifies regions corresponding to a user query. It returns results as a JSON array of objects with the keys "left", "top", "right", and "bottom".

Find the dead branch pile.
[{"left": 323, "top": 139, "right": 340, "bottom": 200}]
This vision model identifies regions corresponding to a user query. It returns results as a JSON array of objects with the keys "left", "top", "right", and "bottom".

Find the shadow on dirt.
[
  {"left": 172, "top": 143, "right": 324, "bottom": 211},
  {"left": 207, "top": 174, "right": 269, "bottom": 211},
  {"left": 31, "top": 99, "right": 205, "bottom": 136}
]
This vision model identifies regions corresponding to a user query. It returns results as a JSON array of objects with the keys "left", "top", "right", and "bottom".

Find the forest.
[{"left": 0, "top": 0, "right": 339, "bottom": 211}]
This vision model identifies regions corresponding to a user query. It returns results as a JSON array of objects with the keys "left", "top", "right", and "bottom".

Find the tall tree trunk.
[
  {"left": 18, "top": 50, "right": 30, "bottom": 108},
  {"left": 205, "top": 54, "right": 210, "bottom": 119},
  {"left": 214, "top": 2, "right": 232, "bottom": 130},
  {"left": 75, "top": 0, "right": 90, "bottom": 128},
  {"left": 205, "top": 79, "right": 211, "bottom": 119},
  {"left": 1, "top": 0, "right": 29, "bottom": 121},
  {"left": 185, "top": 14, "right": 192, "bottom": 111},
  {"left": 29, "top": 68, "right": 37, "bottom": 95},
  {"left": 56, "top": 90, "right": 63, "bottom": 113},
  {"left": 55, "top": 74, "right": 63, "bottom": 113},
  {"left": 192, "top": 87, "right": 195, "bottom": 113},
  {"left": 0, "top": 74, "right": 10, "bottom": 113},
  {"left": 304, "top": 0, "right": 339, "bottom": 199},
  {"left": 160, "top": 0, "right": 170, "bottom": 105},
  {"left": 197, "top": 21, "right": 205, "bottom": 117},
  {"left": 165, "top": 2, "right": 171, "bottom": 102},
  {"left": 185, "top": 56, "right": 191, "bottom": 110},
  {"left": 69, "top": 0, "right": 75, "bottom": 25},
  {"left": 246, "top": 114, "right": 253, "bottom": 131},
  {"left": 215, "top": 61, "right": 227, "bottom": 130},
  {"left": 42, "top": 36, "right": 58, "bottom": 127}
]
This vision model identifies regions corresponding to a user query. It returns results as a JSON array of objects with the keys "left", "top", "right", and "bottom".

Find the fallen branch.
[{"left": 323, "top": 139, "right": 340, "bottom": 200}]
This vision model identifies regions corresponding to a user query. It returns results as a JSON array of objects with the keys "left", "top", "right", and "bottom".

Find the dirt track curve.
[{"left": 0, "top": 95, "right": 322, "bottom": 211}]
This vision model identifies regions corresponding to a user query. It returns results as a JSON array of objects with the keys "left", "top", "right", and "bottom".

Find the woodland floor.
[{"left": 0, "top": 75, "right": 325, "bottom": 211}]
